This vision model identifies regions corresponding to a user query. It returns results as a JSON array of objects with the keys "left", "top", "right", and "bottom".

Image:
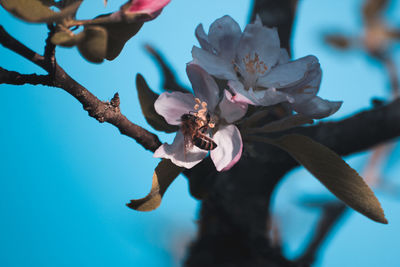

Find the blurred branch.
[
  {"left": 0, "top": 25, "right": 161, "bottom": 152},
  {"left": 249, "top": 0, "right": 298, "bottom": 54},
  {"left": 144, "top": 44, "right": 191, "bottom": 93},
  {"left": 295, "top": 201, "right": 347, "bottom": 266}
]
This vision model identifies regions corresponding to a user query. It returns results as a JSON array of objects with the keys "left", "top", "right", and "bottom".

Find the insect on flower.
[{"left": 180, "top": 98, "right": 217, "bottom": 151}]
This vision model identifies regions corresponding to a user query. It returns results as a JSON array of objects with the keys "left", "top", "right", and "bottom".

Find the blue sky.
[{"left": 0, "top": 0, "right": 399, "bottom": 266}]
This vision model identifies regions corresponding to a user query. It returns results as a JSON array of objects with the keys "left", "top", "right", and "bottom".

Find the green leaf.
[
  {"left": 51, "top": 30, "right": 83, "bottom": 47},
  {"left": 77, "top": 26, "right": 107, "bottom": 63},
  {"left": 127, "top": 159, "right": 183, "bottom": 211},
  {"left": 246, "top": 114, "right": 314, "bottom": 134},
  {"left": 0, "top": 0, "right": 81, "bottom": 23},
  {"left": 271, "top": 134, "right": 388, "bottom": 224},
  {"left": 136, "top": 74, "right": 179, "bottom": 133},
  {"left": 93, "top": 14, "right": 143, "bottom": 60}
]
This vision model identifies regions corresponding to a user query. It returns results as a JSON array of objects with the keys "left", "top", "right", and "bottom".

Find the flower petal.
[
  {"left": 195, "top": 24, "right": 213, "bottom": 52},
  {"left": 237, "top": 23, "right": 280, "bottom": 72},
  {"left": 219, "top": 90, "right": 248, "bottom": 123},
  {"left": 154, "top": 92, "right": 195, "bottom": 125},
  {"left": 292, "top": 96, "right": 342, "bottom": 119},
  {"left": 278, "top": 48, "right": 290, "bottom": 64},
  {"left": 186, "top": 64, "right": 220, "bottom": 112},
  {"left": 211, "top": 125, "right": 243, "bottom": 171},
  {"left": 154, "top": 131, "right": 208, "bottom": 169},
  {"left": 192, "top": 46, "right": 237, "bottom": 80},
  {"left": 228, "top": 80, "right": 289, "bottom": 106},
  {"left": 125, "top": 0, "right": 170, "bottom": 21},
  {"left": 208, "top": 15, "right": 242, "bottom": 60},
  {"left": 258, "top": 55, "right": 319, "bottom": 88}
]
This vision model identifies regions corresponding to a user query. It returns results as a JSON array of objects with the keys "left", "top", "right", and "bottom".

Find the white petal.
[
  {"left": 292, "top": 96, "right": 342, "bottom": 119},
  {"left": 154, "top": 92, "right": 195, "bottom": 125},
  {"left": 192, "top": 46, "right": 237, "bottom": 80},
  {"left": 186, "top": 64, "right": 220, "bottom": 112},
  {"left": 258, "top": 55, "right": 319, "bottom": 88},
  {"left": 228, "top": 80, "right": 289, "bottom": 106},
  {"left": 195, "top": 24, "right": 213, "bottom": 52},
  {"left": 154, "top": 131, "right": 208, "bottom": 169},
  {"left": 278, "top": 48, "right": 290, "bottom": 64},
  {"left": 219, "top": 90, "right": 248, "bottom": 123},
  {"left": 211, "top": 125, "right": 243, "bottom": 171},
  {"left": 208, "top": 15, "right": 242, "bottom": 60},
  {"left": 237, "top": 23, "right": 280, "bottom": 72}
]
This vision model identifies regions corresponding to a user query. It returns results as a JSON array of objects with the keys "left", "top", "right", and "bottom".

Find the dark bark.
[{"left": 0, "top": 25, "right": 161, "bottom": 152}]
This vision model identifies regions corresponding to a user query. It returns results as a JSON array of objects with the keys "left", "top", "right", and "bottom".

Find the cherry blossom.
[
  {"left": 192, "top": 15, "right": 342, "bottom": 119},
  {"left": 153, "top": 64, "right": 247, "bottom": 171}
]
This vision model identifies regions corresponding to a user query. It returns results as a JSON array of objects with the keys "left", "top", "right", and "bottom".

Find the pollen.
[
  {"left": 242, "top": 52, "right": 268, "bottom": 75},
  {"left": 193, "top": 99, "right": 208, "bottom": 121}
]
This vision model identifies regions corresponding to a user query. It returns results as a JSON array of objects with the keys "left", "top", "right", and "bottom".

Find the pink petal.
[
  {"left": 219, "top": 90, "right": 248, "bottom": 123},
  {"left": 154, "top": 131, "right": 208, "bottom": 169},
  {"left": 210, "top": 125, "right": 243, "bottom": 172},
  {"left": 186, "top": 64, "right": 220, "bottom": 112},
  {"left": 126, "top": 0, "right": 171, "bottom": 21},
  {"left": 154, "top": 92, "right": 196, "bottom": 125}
]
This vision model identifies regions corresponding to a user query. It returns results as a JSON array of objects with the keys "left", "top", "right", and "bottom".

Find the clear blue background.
[{"left": 0, "top": 0, "right": 399, "bottom": 266}]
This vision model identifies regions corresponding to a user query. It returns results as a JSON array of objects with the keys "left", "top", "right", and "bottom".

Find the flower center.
[
  {"left": 193, "top": 98, "right": 216, "bottom": 128},
  {"left": 242, "top": 52, "right": 268, "bottom": 75}
]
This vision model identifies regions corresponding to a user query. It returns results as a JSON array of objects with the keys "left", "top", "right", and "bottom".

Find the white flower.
[
  {"left": 192, "top": 15, "right": 342, "bottom": 119},
  {"left": 153, "top": 64, "right": 247, "bottom": 171}
]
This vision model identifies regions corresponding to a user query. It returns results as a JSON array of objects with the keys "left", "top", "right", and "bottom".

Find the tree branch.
[
  {"left": 0, "top": 25, "right": 161, "bottom": 152},
  {"left": 0, "top": 67, "right": 52, "bottom": 86}
]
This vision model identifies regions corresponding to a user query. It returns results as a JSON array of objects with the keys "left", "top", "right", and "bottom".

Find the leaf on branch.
[
  {"left": 270, "top": 134, "right": 388, "bottom": 224},
  {"left": 77, "top": 26, "right": 107, "bottom": 63},
  {"left": 0, "top": 0, "right": 82, "bottom": 23},
  {"left": 127, "top": 159, "right": 183, "bottom": 211},
  {"left": 51, "top": 30, "right": 83, "bottom": 47},
  {"left": 136, "top": 74, "right": 179, "bottom": 133},
  {"left": 246, "top": 114, "right": 314, "bottom": 134},
  {"left": 98, "top": 18, "right": 143, "bottom": 60}
]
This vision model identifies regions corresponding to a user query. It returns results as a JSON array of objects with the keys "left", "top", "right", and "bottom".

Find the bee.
[{"left": 180, "top": 112, "right": 217, "bottom": 151}]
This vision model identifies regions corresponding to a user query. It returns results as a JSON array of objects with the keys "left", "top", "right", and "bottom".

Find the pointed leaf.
[
  {"left": 103, "top": 20, "right": 143, "bottom": 60},
  {"left": 127, "top": 159, "right": 183, "bottom": 211},
  {"left": 271, "top": 134, "right": 388, "bottom": 224},
  {"left": 77, "top": 26, "right": 107, "bottom": 63},
  {"left": 0, "top": 0, "right": 82, "bottom": 23},
  {"left": 246, "top": 114, "right": 313, "bottom": 134},
  {"left": 136, "top": 74, "right": 179, "bottom": 133}
]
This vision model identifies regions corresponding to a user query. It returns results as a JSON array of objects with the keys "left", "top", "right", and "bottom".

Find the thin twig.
[{"left": 0, "top": 25, "right": 161, "bottom": 152}]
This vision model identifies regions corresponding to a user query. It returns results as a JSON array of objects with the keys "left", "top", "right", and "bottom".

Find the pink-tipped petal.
[
  {"left": 154, "top": 92, "right": 196, "bottom": 125},
  {"left": 211, "top": 125, "right": 243, "bottom": 172},
  {"left": 127, "top": 0, "right": 171, "bottom": 20},
  {"left": 219, "top": 90, "right": 248, "bottom": 123},
  {"left": 186, "top": 64, "right": 220, "bottom": 112},
  {"left": 154, "top": 131, "right": 208, "bottom": 169}
]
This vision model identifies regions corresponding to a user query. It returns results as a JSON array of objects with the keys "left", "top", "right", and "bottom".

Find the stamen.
[
  {"left": 194, "top": 104, "right": 200, "bottom": 110},
  {"left": 242, "top": 52, "right": 268, "bottom": 75},
  {"left": 195, "top": 98, "right": 201, "bottom": 104}
]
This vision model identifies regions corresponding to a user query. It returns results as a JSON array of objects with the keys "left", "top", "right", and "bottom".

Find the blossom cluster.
[{"left": 153, "top": 15, "right": 342, "bottom": 171}]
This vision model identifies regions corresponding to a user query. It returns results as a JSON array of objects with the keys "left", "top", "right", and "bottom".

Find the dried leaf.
[
  {"left": 77, "top": 26, "right": 107, "bottom": 63},
  {"left": 127, "top": 159, "right": 183, "bottom": 211},
  {"left": 271, "top": 134, "right": 388, "bottom": 224},
  {"left": 136, "top": 74, "right": 179, "bottom": 133},
  {"left": 0, "top": 0, "right": 82, "bottom": 23}
]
